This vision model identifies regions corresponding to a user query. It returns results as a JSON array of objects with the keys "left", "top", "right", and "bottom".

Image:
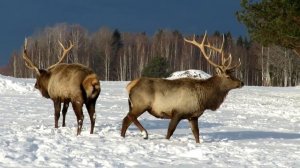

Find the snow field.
[{"left": 0, "top": 75, "right": 299, "bottom": 167}]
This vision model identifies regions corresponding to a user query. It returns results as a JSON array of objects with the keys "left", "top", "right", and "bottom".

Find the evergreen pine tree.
[{"left": 142, "top": 56, "right": 170, "bottom": 78}]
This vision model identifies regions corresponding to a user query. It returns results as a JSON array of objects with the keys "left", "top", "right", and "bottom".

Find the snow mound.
[
  {"left": 168, "top": 69, "right": 211, "bottom": 79},
  {"left": 0, "top": 74, "right": 35, "bottom": 94}
]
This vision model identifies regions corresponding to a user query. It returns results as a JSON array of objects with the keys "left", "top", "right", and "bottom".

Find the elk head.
[
  {"left": 184, "top": 32, "right": 244, "bottom": 91},
  {"left": 23, "top": 38, "right": 74, "bottom": 97}
]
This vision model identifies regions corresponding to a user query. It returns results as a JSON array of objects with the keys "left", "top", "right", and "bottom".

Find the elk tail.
[{"left": 82, "top": 74, "right": 101, "bottom": 99}]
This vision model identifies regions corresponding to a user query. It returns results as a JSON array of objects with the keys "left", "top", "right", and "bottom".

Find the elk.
[
  {"left": 23, "top": 39, "right": 101, "bottom": 135},
  {"left": 121, "top": 32, "right": 244, "bottom": 143}
]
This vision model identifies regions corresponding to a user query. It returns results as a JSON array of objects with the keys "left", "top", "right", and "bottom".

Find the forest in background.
[{"left": 1, "top": 23, "right": 300, "bottom": 86}]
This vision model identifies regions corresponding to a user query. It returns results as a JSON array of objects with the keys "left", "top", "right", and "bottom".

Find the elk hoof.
[{"left": 141, "top": 131, "right": 148, "bottom": 139}]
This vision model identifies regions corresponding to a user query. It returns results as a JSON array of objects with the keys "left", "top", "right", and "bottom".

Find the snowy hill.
[
  {"left": 168, "top": 69, "right": 211, "bottom": 79},
  {"left": 0, "top": 74, "right": 35, "bottom": 94},
  {"left": 0, "top": 75, "right": 299, "bottom": 167}
]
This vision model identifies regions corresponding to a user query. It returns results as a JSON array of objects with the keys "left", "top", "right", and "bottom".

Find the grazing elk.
[
  {"left": 121, "top": 32, "right": 244, "bottom": 143},
  {"left": 23, "top": 39, "right": 101, "bottom": 135}
]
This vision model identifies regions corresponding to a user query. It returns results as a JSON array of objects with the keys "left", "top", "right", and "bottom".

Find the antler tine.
[
  {"left": 184, "top": 34, "right": 201, "bottom": 49},
  {"left": 48, "top": 40, "right": 73, "bottom": 69},
  {"left": 227, "top": 58, "right": 241, "bottom": 71},
  {"left": 204, "top": 34, "right": 227, "bottom": 66},
  {"left": 24, "top": 38, "right": 27, "bottom": 50},
  {"left": 223, "top": 54, "right": 232, "bottom": 69},
  {"left": 204, "top": 34, "right": 224, "bottom": 54},
  {"left": 219, "top": 35, "right": 233, "bottom": 69},
  {"left": 58, "top": 40, "right": 74, "bottom": 59},
  {"left": 184, "top": 32, "right": 220, "bottom": 68},
  {"left": 205, "top": 34, "right": 239, "bottom": 71},
  {"left": 22, "top": 38, "right": 40, "bottom": 75},
  {"left": 185, "top": 32, "right": 241, "bottom": 71}
]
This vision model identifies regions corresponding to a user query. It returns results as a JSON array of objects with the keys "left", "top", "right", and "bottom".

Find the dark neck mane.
[{"left": 201, "top": 76, "right": 229, "bottom": 111}]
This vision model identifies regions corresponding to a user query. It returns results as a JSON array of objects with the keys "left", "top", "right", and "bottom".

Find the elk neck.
[
  {"left": 197, "top": 76, "right": 230, "bottom": 111},
  {"left": 36, "top": 69, "right": 51, "bottom": 98}
]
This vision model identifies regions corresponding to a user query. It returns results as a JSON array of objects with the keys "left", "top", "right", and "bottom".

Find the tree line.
[{"left": 2, "top": 23, "right": 300, "bottom": 86}]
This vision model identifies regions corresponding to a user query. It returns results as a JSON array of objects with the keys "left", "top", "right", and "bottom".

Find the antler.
[
  {"left": 184, "top": 32, "right": 220, "bottom": 68},
  {"left": 184, "top": 32, "right": 241, "bottom": 71},
  {"left": 23, "top": 38, "right": 40, "bottom": 75},
  {"left": 48, "top": 40, "right": 73, "bottom": 69}
]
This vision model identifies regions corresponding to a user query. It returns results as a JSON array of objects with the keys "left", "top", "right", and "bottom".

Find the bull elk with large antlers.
[
  {"left": 121, "top": 32, "right": 244, "bottom": 143},
  {"left": 23, "top": 39, "right": 101, "bottom": 135}
]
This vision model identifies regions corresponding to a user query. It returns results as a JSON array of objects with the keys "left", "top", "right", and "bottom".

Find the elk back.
[{"left": 47, "top": 63, "right": 99, "bottom": 101}]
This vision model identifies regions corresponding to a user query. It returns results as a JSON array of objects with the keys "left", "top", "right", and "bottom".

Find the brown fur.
[
  {"left": 34, "top": 63, "right": 101, "bottom": 135},
  {"left": 82, "top": 73, "right": 101, "bottom": 99},
  {"left": 121, "top": 72, "right": 243, "bottom": 143},
  {"left": 126, "top": 78, "right": 140, "bottom": 93}
]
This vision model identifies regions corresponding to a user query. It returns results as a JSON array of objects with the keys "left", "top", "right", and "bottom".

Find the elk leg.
[
  {"left": 121, "top": 99, "right": 134, "bottom": 138},
  {"left": 129, "top": 115, "right": 148, "bottom": 139},
  {"left": 121, "top": 114, "right": 148, "bottom": 139},
  {"left": 62, "top": 101, "right": 69, "bottom": 127},
  {"left": 121, "top": 114, "right": 132, "bottom": 138},
  {"left": 72, "top": 101, "right": 84, "bottom": 135},
  {"left": 188, "top": 117, "right": 200, "bottom": 143},
  {"left": 166, "top": 115, "right": 181, "bottom": 140},
  {"left": 86, "top": 100, "right": 96, "bottom": 134},
  {"left": 53, "top": 100, "right": 61, "bottom": 128},
  {"left": 121, "top": 99, "right": 148, "bottom": 139}
]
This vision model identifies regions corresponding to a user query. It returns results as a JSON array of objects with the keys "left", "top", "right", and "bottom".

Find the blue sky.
[{"left": 0, "top": 0, "right": 247, "bottom": 66}]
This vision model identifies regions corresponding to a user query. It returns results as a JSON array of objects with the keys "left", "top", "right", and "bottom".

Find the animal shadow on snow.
[
  {"left": 127, "top": 119, "right": 300, "bottom": 142},
  {"left": 203, "top": 131, "right": 300, "bottom": 142},
  {"left": 128, "top": 119, "right": 223, "bottom": 131}
]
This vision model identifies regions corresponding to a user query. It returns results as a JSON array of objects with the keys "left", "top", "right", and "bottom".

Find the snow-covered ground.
[{"left": 0, "top": 74, "right": 299, "bottom": 167}]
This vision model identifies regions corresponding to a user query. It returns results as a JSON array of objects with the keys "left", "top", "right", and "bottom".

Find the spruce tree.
[
  {"left": 236, "top": 0, "right": 300, "bottom": 56},
  {"left": 142, "top": 56, "right": 170, "bottom": 78}
]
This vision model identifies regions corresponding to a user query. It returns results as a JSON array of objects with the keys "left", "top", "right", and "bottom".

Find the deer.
[
  {"left": 120, "top": 32, "right": 244, "bottom": 143},
  {"left": 23, "top": 39, "right": 101, "bottom": 135}
]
